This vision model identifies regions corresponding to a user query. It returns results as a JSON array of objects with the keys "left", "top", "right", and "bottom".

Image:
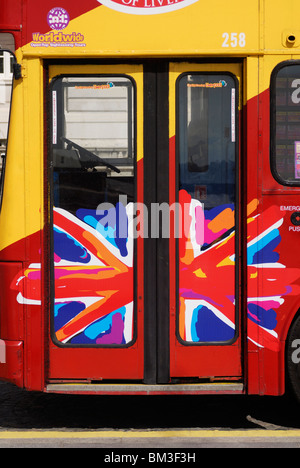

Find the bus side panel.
[
  {"left": 246, "top": 83, "right": 300, "bottom": 396},
  {"left": 246, "top": 87, "right": 285, "bottom": 396},
  {"left": 0, "top": 341, "right": 23, "bottom": 388},
  {"left": 0, "top": 0, "right": 22, "bottom": 27},
  {"left": 0, "top": 231, "right": 45, "bottom": 391},
  {"left": 0, "top": 0, "right": 22, "bottom": 50},
  {"left": 0, "top": 262, "right": 24, "bottom": 387},
  {"left": 0, "top": 262, "right": 24, "bottom": 340}
]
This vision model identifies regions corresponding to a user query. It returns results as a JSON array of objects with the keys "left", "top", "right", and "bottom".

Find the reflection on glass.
[
  {"left": 51, "top": 76, "right": 135, "bottom": 214},
  {"left": 273, "top": 65, "right": 300, "bottom": 183},
  {"left": 0, "top": 45, "right": 14, "bottom": 205},
  {"left": 178, "top": 74, "right": 236, "bottom": 209}
]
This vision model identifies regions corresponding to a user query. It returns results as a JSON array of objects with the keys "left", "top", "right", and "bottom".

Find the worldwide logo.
[
  {"left": 30, "top": 7, "right": 86, "bottom": 48},
  {"left": 47, "top": 7, "right": 70, "bottom": 31}
]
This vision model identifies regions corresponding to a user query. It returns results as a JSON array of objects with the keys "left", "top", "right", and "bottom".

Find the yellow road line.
[{"left": 0, "top": 430, "right": 299, "bottom": 439}]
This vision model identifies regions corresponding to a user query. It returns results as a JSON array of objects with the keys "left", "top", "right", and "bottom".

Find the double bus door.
[{"left": 47, "top": 62, "right": 243, "bottom": 386}]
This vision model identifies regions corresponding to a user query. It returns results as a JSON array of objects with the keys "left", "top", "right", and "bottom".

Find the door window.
[
  {"left": 51, "top": 75, "right": 136, "bottom": 346},
  {"left": 177, "top": 73, "right": 238, "bottom": 343}
]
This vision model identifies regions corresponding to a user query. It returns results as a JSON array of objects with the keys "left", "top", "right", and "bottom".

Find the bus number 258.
[{"left": 222, "top": 32, "right": 246, "bottom": 48}]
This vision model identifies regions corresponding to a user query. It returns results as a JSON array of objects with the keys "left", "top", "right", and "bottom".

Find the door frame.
[
  {"left": 44, "top": 59, "right": 244, "bottom": 384},
  {"left": 46, "top": 62, "right": 145, "bottom": 381},
  {"left": 143, "top": 61, "right": 170, "bottom": 384}
]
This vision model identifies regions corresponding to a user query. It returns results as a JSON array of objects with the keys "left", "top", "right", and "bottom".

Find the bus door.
[
  {"left": 47, "top": 64, "right": 144, "bottom": 381},
  {"left": 46, "top": 62, "right": 243, "bottom": 385},
  {"left": 167, "top": 63, "right": 243, "bottom": 382}
]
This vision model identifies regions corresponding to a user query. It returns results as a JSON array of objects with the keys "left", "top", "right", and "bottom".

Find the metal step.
[{"left": 46, "top": 382, "right": 244, "bottom": 395}]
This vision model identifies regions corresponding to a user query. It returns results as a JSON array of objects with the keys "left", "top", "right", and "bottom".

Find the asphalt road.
[{"left": 0, "top": 381, "right": 299, "bottom": 448}]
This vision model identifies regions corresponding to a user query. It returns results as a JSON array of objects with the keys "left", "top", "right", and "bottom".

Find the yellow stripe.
[{"left": 0, "top": 430, "right": 299, "bottom": 439}]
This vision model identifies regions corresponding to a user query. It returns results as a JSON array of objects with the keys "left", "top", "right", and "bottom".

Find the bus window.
[
  {"left": 51, "top": 76, "right": 135, "bottom": 214},
  {"left": 271, "top": 62, "right": 300, "bottom": 185},
  {"left": 0, "top": 33, "right": 15, "bottom": 207},
  {"left": 178, "top": 73, "right": 237, "bottom": 210}
]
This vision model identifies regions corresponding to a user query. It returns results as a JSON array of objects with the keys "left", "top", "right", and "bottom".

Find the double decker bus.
[{"left": 1, "top": 0, "right": 300, "bottom": 400}]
